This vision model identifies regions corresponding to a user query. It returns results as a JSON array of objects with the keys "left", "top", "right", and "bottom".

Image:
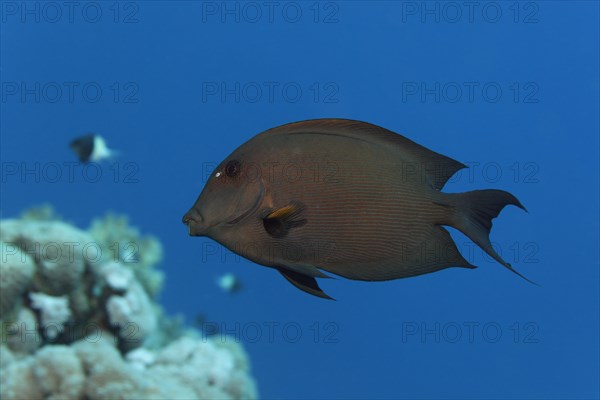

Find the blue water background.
[{"left": 1, "top": 2, "right": 598, "bottom": 399}]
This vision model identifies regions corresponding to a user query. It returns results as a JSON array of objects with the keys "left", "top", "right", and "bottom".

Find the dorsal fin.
[{"left": 263, "top": 118, "right": 466, "bottom": 190}]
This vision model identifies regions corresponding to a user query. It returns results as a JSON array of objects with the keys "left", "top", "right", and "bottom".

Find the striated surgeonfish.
[{"left": 183, "top": 119, "right": 532, "bottom": 299}]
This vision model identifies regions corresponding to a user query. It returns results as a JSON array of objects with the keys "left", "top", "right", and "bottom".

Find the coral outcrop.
[{"left": 0, "top": 209, "right": 257, "bottom": 399}]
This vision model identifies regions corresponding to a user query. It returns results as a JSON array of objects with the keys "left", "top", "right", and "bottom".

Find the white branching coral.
[
  {"left": 0, "top": 241, "right": 35, "bottom": 316},
  {"left": 0, "top": 217, "right": 159, "bottom": 350},
  {"left": 155, "top": 336, "right": 237, "bottom": 391},
  {"left": 0, "top": 210, "right": 258, "bottom": 400},
  {"left": 29, "top": 292, "right": 72, "bottom": 340},
  {"left": 125, "top": 347, "right": 156, "bottom": 371},
  {"left": 32, "top": 345, "right": 86, "bottom": 399},
  {"left": 88, "top": 213, "right": 164, "bottom": 297},
  {"left": 0, "top": 219, "right": 95, "bottom": 296},
  {"left": 1, "top": 335, "right": 258, "bottom": 400},
  {"left": 4, "top": 308, "right": 41, "bottom": 354},
  {"left": 100, "top": 261, "right": 134, "bottom": 291},
  {"left": 105, "top": 281, "right": 157, "bottom": 345}
]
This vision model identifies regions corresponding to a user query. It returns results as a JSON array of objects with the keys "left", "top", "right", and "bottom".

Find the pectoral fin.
[
  {"left": 277, "top": 267, "right": 334, "bottom": 300},
  {"left": 262, "top": 202, "right": 307, "bottom": 238}
]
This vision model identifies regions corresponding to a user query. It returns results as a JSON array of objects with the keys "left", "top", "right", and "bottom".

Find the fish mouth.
[
  {"left": 226, "top": 182, "right": 265, "bottom": 226},
  {"left": 182, "top": 209, "right": 207, "bottom": 236}
]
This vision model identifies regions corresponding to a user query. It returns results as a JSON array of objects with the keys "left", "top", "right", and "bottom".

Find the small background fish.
[{"left": 70, "top": 134, "right": 118, "bottom": 163}]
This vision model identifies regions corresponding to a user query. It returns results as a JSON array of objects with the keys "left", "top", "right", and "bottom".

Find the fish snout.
[{"left": 182, "top": 209, "right": 206, "bottom": 236}]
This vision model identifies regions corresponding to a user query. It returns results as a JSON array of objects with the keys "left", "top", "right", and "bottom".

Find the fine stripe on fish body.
[{"left": 183, "top": 118, "right": 532, "bottom": 299}]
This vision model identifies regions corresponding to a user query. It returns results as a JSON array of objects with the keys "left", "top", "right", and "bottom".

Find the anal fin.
[{"left": 277, "top": 267, "right": 334, "bottom": 300}]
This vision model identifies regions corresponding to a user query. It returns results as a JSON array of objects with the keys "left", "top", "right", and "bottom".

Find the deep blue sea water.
[{"left": 1, "top": 1, "right": 598, "bottom": 399}]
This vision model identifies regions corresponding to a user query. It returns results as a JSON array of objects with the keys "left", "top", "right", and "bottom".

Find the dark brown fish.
[{"left": 183, "top": 119, "right": 531, "bottom": 299}]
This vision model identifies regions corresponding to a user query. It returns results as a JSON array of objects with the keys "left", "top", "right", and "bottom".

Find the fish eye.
[{"left": 225, "top": 160, "right": 241, "bottom": 177}]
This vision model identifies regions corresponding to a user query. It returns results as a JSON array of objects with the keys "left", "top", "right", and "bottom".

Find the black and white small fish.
[{"left": 70, "top": 134, "right": 118, "bottom": 163}]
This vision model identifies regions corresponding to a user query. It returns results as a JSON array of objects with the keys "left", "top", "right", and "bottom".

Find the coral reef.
[
  {"left": 89, "top": 213, "right": 164, "bottom": 297},
  {"left": 0, "top": 209, "right": 258, "bottom": 399},
  {"left": 28, "top": 292, "right": 71, "bottom": 340},
  {"left": 0, "top": 335, "right": 257, "bottom": 400},
  {"left": 0, "top": 240, "right": 35, "bottom": 316}
]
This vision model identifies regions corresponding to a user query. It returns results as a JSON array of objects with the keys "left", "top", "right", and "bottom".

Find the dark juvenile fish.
[{"left": 183, "top": 119, "right": 531, "bottom": 299}]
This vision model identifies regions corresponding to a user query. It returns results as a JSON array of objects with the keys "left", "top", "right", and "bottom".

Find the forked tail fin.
[{"left": 447, "top": 189, "right": 537, "bottom": 285}]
